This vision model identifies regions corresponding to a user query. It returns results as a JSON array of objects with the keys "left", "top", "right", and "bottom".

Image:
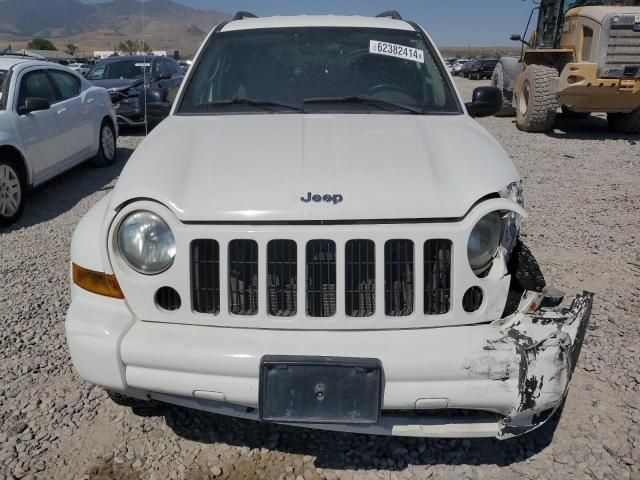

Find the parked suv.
[
  {"left": 66, "top": 11, "right": 593, "bottom": 439},
  {"left": 87, "top": 55, "right": 183, "bottom": 127}
]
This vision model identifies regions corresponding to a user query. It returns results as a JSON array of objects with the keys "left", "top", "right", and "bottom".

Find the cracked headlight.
[
  {"left": 117, "top": 211, "right": 176, "bottom": 275},
  {"left": 468, "top": 211, "right": 502, "bottom": 276}
]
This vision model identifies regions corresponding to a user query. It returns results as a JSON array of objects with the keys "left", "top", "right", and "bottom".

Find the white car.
[
  {"left": 451, "top": 59, "right": 471, "bottom": 76},
  {"left": 68, "top": 63, "right": 92, "bottom": 77},
  {"left": 65, "top": 12, "right": 593, "bottom": 439},
  {"left": 0, "top": 58, "right": 117, "bottom": 225}
]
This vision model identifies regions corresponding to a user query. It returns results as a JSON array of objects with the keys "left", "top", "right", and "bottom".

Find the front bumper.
[
  {"left": 558, "top": 63, "right": 640, "bottom": 112},
  {"left": 65, "top": 288, "right": 592, "bottom": 439}
]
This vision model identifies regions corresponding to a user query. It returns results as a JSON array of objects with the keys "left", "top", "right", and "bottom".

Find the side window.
[
  {"left": 48, "top": 70, "right": 81, "bottom": 101},
  {"left": 159, "top": 59, "right": 172, "bottom": 75},
  {"left": 17, "top": 70, "right": 58, "bottom": 107}
]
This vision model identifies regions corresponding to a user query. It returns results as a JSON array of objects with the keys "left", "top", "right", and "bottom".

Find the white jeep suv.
[{"left": 65, "top": 11, "right": 593, "bottom": 439}]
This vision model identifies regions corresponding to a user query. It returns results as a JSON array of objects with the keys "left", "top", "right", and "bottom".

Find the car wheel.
[
  {"left": 91, "top": 120, "right": 117, "bottom": 167},
  {"left": 515, "top": 64, "right": 559, "bottom": 133},
  {"left": 0, "top": 161, "right": 25, "bottom": 227},
  {"left": 0, "top": 160, "right": 26, "bottom": 227}
]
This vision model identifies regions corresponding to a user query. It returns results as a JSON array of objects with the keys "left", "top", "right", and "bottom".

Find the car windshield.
[
  {"left": 88, "top": 60, "right": 151, "bottom": 80},
  {"left": 179, "top": 27, "right": 460, "bottom": 115}
]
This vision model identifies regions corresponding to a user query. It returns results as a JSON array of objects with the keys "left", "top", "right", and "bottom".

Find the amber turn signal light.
[{"left": 72, "top": 263, "right": 125, "bottom": 299}]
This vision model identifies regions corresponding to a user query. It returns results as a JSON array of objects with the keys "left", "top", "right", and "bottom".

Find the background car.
[
  {"left": 86, "top": 55, "right": 183, "bottom": 127},
  {"left": 451, "top": 59, "right": 470, "bottom": 76},
  {"left": 68, "top": 63, "right": 91, "bottom": 76},
  {"left": 0, "top": 57, "right": 117, "bottom": 226},
  {"left": 468, "top": 59, "right": 499, "bottom": 80}
]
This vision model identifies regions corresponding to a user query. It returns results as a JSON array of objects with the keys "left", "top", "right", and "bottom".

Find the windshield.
[
  {"left": 179, "top": 27, "right": 460, "bottom": 115},
  {"left": 88, "top": 60, "right": 151, "bottom": 80}
]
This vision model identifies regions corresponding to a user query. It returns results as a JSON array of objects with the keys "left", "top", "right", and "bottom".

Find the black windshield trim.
[{"left": 176, "top": 25, "right": 463, "bottom": 116}]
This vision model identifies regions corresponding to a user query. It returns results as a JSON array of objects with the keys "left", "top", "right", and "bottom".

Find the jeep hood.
[{"left": 110, "top": 114, "right": 519, "bottom": 222}]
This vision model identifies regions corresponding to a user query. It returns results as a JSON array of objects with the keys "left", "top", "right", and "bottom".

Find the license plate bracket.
[{"left": 259, "top": 356, "right": 383, "bottom": 424}]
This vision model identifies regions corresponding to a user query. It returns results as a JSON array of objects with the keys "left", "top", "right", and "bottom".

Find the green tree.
[
  {"left": 116, "top": 39, "right": 153, "bottom": 56},
  {"left": 65, "top": 43, "right": 78, "bottom": 56},
  {"left": 27, "top": 38, "right": 57, "bottom": 51}
]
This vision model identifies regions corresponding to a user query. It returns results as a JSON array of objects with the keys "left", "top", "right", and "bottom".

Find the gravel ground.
[{"left": 1, "top": 77, "right": 639, "bottom": 480}]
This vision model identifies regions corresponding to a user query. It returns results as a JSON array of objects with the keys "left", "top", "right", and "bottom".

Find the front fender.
[{"left": 71, "top": 194, "right": 115, "bottom": 274}]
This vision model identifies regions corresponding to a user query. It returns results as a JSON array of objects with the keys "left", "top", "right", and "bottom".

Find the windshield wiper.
[
  {"left": 195, "top": 97, "right": 305, "bottom": 112},
  {"left": 303, "top": 96, "right": 424, "bottom": 114}
]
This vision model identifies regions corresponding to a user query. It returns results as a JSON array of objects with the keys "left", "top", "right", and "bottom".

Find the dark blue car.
[{"left": 87, "top": 55, "right": 183, "bottom": 127}]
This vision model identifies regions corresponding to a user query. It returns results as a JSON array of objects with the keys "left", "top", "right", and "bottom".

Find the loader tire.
[
  {"left": 492, "top": 63, "right": 516, "bottom": 117},
  {"left": 508, "top": 240, "right": 546, "bottom": 293},
  {"left": 607, "top": 108, "right": 640, "bottom": 134},
  {"left": 516, "top": 64, "right": 558, "bottom": 133}
]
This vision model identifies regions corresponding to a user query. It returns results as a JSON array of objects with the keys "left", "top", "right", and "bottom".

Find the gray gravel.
[{"left": 1, "top": 78, "right": 639, "bottom": 480}]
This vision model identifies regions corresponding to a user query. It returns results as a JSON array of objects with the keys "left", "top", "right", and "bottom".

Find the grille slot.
[
  {"left": 229, "top": 240, "right": 259, "bottom": 315},
  {"left": 267, "top": 240, "right": 297, "bottom": 317},
  {"left": 306, "top": 240, "right": 336, "bottom": 317},
  {"left": 191, "top": 239, "right": 220, "bottom": 315},
  {"left": 424, "top": 239, "right": 452, "bottom": 315},
  {"left": 345, "top": 240, "right": 375, "bottom": 317},
  {"left": 384, "top": 240, "right": 414, "bottom": 317}
]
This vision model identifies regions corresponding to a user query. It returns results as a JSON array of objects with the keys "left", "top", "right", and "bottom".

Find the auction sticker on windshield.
[{"left": 369, "top": 40, "right": 424, "bottom": 63}]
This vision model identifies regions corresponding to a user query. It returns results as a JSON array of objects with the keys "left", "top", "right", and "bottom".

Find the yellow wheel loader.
[{"left": 493, "top": 0, "right": 640, "bottom": 133}]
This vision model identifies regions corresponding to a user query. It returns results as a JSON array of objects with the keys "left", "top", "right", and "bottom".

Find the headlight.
[
  {"left": 468, "top": 211, "right": 502, "bottom": 275},
  {"left": 117, "top": 211, "right": 176, "bottom": 274}
]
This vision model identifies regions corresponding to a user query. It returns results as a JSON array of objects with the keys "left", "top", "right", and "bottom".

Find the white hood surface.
[{"left": 110, "top": 114, "right": 519, "bottom": 222}]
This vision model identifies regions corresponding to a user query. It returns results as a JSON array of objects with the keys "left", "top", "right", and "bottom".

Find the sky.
[{"left": 167, "top": 0, "right": 535, "bottom": 46}]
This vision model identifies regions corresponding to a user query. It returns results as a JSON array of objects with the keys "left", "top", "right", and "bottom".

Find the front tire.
[
  {"left": 91, "top": 120, "right": 117, "bottom": 167},
  {"left": 516, "top": 64, "right": 559, "bottom": 133},
  {"left": 492, "top": 63, "right": 516, "bottom": 117},
  {"left": 0, "top": 160, "right": 26, "bottom": 227},
  {"left": 607, "top": 108, "right": 640, "bottom": 134}
]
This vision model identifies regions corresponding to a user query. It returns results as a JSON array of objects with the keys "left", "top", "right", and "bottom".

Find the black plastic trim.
[
  {"left": 232, "top": 11, "right": 258, "bottom": 20},
  {"left": 376, "top": 10, "right": 402, "bottom": 20}
]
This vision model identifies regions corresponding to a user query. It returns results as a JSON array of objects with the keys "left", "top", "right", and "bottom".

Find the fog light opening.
[
  {"left": 155, "top": 286, "right": 181, "bottom": 311},
  {"left": 463, "top": 287, "right": 484, "bottom": 313}
]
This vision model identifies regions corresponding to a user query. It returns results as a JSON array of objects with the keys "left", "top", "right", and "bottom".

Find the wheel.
[
  {"left": 561, "top": 106, "right": 590, "bottom": 119},
  {"left": 91, "top": 120, "right": 117, "bottom": 167},
  {"left": 607, "top": 108, "right": 640, "bottom": 134},
  {"left": 0, "top": 160, "right": 26, "bottom": 227},
  {"left": 515, "top": 64, "right": 559, "bottom": 133},
  {"left": 492, "top": 63, "right": 516, "bottom": 117},
  {"left": 107, "top": 390, "right": 149, "bottom": 408}
]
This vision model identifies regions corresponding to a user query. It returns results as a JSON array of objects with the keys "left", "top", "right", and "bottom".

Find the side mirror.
[
  {"left": 510, "top": 34, "right": 523, "bottom": 42},
  {"left": 465, "top": 86, "right": 503, "bottom": 118},
  {"left": 17, "top": 97, "right": 51, "bottom": 115}
]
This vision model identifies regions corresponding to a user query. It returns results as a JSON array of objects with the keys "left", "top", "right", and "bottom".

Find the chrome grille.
[
  {"left": 306, "top": 240, "right": 336, "bottom": 317},
  {"left": 384, "top": 240, "right": 414, "bottom": 317},
  {"left": 345, "top": 240, "right": 375, "bottom": 317},
  {"left": 424, "top": 239, "right": 452, "bottom": 315},
  {"left": 267, "top": 240, "right": 297, "bottom": 317},
  {"left": 229, "top": 240, "right": 259, "bottom": 316},
  {"left": 191, "top": 239, "right": 220, "bottom": 315}
]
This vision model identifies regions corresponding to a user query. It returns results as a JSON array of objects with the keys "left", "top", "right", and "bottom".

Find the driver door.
[{"left": 13, "top": 69, "right": 64, "bottom": 184}]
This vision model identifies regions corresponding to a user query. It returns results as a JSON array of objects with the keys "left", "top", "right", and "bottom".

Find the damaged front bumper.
[
  {"left": 487, "top": 290, "right": 594, "bottom": 438},
  {"left": 66, "top": 289, "right": 593, "bottom": 439}
]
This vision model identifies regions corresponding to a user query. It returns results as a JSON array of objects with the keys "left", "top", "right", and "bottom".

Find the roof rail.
[
  {"left": 376, "top": 10, "right": 402, "bottom": 20},
  {"left": 232, "top": 11, "right": 258, "bottom": 21}
]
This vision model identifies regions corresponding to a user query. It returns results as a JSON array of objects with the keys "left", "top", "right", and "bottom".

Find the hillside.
[{"left": 0, "top": 0, "right": 229, "bottom": 56}]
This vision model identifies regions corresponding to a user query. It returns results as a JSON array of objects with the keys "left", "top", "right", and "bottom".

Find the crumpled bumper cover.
[{"left": 485, "top": 291, "right": 594, "bottom": 438}]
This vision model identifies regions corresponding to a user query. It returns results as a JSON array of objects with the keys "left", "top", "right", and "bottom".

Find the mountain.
[{"left": 0, "top": 0, "right": 229, "bottom": 56}]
